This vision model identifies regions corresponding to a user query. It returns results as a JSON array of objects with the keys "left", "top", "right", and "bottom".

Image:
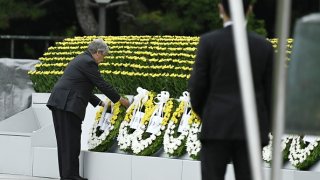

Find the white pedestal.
[{"left": 1, "top": 93, "right": 320, "bottom": 180}]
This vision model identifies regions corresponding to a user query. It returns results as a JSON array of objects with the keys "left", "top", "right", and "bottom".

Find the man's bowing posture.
[
  {"left": 47, "top": 39, "right": 130, "bottom": 180},
  {"left": 188, "top": 0, "right": 274, "bottom": 180}
]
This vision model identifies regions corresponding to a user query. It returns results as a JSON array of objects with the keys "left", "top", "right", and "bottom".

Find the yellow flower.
[
  {"left": 161, "top": 99, "right": 174, "bottom": 126},
  {"left": 171, "top": 101, "right": 186, "bottom": 124},
  {"left": 124, "top": 105, "right": 135, "bottom": 122},
  {"left": 188, "top": 111, "right": 201, "bottom": 125},
  {"left": 95, "top": 107, "right": 104, "bottom": 121},
  {"left": 94, "top": 101, "right": 121, "bottom": 125}
]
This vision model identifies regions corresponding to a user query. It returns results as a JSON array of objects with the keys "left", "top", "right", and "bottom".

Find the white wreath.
[
  {"left": 117, "top": 87, "right": 150, "bottom": 151},
  {"left": 131, "top": 91, "right": 171, "bottom": 155},
  {"left": 163, "top": 92, "right": 191, "bottom": 156},
  {"left": 88, "top": 99, "right": 117, "bottom": 150}
]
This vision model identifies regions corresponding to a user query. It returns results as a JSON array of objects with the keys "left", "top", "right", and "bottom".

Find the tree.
[
  {"left": 74, "top": 0, "right": 98, "bottom": 35},
  {"left": 0, "top": 0, "right": 46, "bottom": 30},
  {"left": 73, "top": 0, "right": 128, "bottom": 35},
  {"left": 117, "top": 0, "right": 267, "bottom": 36}
]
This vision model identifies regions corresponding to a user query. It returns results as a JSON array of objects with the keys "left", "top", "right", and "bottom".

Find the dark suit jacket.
[
  {"left": 188, "top": 26, "right": 274, "bottom": 145},
  {"left": 47, "top": 51, "right": 120, "bottom": 120}
]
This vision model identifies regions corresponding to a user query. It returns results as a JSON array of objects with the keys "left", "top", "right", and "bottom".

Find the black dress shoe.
[{"left": 61, "top": 176, "right": 88, "bottom": 180}]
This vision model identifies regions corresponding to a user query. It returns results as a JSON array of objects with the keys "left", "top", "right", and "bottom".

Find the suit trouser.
[
  {"left": 51, "top": 108, "right": 82, "bottom": 178},
  {"left": 200, "top": 139, "right": 252, "bottom": 180}
]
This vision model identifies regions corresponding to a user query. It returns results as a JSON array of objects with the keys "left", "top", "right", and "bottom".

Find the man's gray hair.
[{"left": 87, "top": 38, "right": 109, "bottom": 54}]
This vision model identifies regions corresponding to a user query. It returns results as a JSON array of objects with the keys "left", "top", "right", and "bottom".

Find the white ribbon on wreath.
[
  {"left": 163, "top": 91, "right": 191, "bottom": 155},
  {"left": 117, "top": 87, "right": 149, "bottom": 151},
  {"left": 129, "top": 87, "right": 149, "bottom": 129},
  {"left": 131, "top": 91, "right": 170, "bottom": 154},
  {"left": 88, "top": 99, "right": 114, "bottom": 149}
]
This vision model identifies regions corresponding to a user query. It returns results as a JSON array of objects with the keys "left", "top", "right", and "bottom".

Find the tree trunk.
[{"left": 74, "top": 0, "right": 98, "bottom": 35}]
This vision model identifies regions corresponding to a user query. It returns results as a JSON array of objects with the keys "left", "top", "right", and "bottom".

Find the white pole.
[
  {"left": 228, "top": 1, "right": 264, "bottom": 180},
  {"left": 271, "top": 1, "right": 291, "bottom": 180}
]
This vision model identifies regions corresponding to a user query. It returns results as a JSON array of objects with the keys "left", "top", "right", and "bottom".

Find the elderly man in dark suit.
[
  {"left": 47, "top": 38, "right": 130, "bottom": 180},
  {"left": 188, "top": 0, "right": 274, "bottom": 180}
]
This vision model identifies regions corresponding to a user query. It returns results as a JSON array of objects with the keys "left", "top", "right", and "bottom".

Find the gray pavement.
[{"left": 0, "top": 174, "right": 58, "bottom": 180}]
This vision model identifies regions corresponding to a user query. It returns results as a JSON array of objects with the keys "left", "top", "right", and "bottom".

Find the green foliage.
[
  {"left": 297, "top": 144, "right": 320, "bottom": 170},
  {"left": 247, "top": 13, "right": 268, "bottom": 37},
  {"left": 29, "top": 37, "right": 291, "bottom": 99},
  {"left": 29, "top": 36, "right": 197, "bottom": 98},
  {"left": 190, "top": 152, "right": 200, "bottom": 160},
  {"left": 0, "top": 0, "right": 45, "bottom": 29},
  {"left": 135, "top": 0, "right": 220, "bottom": 35},
  {"left": 132, "top": 0, "right": 266, "bottom": 36},
  {"left": 294, "top": 140, "right": 320, "bottom": 170}
]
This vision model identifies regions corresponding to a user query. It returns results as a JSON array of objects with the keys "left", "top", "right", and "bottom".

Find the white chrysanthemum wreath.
[
  {"left": 131, "top": 91, "right": 175, "bottom": 155},
  {"left": 288, "top": 135, "right": 320, "bottom": 170},
  {"left": 163, "top": 92, "right": 191, "bottom": 157},
  {"left": 186, "top": 111, "right": 202, "bottom": 160},
  {"left": 88, "top": 98, "right": 126, "bottom": 152},
  {"left": 262, "top": 133, "right": 295, "bottom": 163},
  {"left": 117, "top": 87, "right": 155, "bottom": 153}
]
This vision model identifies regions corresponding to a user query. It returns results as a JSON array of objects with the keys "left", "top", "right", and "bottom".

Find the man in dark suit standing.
[
  {"left": 188, "top": 0, "right": 274, "bottom": 180},
  {"left": 47, "top": 38, "right": 130, "bottom": 180}
]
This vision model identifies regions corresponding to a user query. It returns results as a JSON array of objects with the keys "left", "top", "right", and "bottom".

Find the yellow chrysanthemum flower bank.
[{"left": 28, "top": 36, "right": 293, "bottom": 97}]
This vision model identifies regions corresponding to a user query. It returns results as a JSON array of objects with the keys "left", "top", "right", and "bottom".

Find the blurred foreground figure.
[
  {"left": 188, "top": 0, "right": 274, "bottom": 179},
  {"left": 47, "top": 39, "right": 129, "bottom": 180}
]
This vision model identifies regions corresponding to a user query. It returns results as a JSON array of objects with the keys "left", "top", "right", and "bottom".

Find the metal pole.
[
  {"left": 45, "top": 40, "right": 49, "bottom": 50},
  {"left": 10, "top": 39, "right": 15, "bottom": 58},
  {"left": 228, "top": 1, "right": 264, "bottom": 180},
  {"left": 99, "top": 5, "right": 106, "bottom": 35},
  {"left": 271, "top": 1, "right": 291, "bottom": 180}
]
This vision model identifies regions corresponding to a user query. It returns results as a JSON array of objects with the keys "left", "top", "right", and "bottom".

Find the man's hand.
[{"left": 119, "top": 97, "right": 130, "bottom": 108}]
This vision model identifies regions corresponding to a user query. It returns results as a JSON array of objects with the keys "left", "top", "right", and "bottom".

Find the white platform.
[{"left": 0, "top": 93, "right": 320, "bottom": 180}]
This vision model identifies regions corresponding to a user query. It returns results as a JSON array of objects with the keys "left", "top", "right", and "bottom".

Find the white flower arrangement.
[
  {"left": 261, "top": 133, "right": 320, "bottom": 170},
  {"left": 163, "top": 92, "right": 191, "bottom": 157},
  {"left": 117, "top": 120, "right": 135, "bottom": 151},
  {"left": 262, "top": 133, "right": 273, "bottom": 163},
  {"left": 262, "top": 133, "right": 296, "bottom": 163},
  {"left": 88, "top": 99, "right": 126, "bottom": 152},
  {"left": 131, "top": 91, "right": 175, "bottom": 156},
  {"left": 186, "top": 112, "right": 201, "bottom": 160},
  {"left": 288, "top": 135, "right": 320, "bottom": 170}
]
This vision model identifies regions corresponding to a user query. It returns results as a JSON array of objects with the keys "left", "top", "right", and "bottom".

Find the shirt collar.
[
  {"left": 223, "top": 21, "right": 233, "bottom": 28},
  {"left": 223, "top": 20, "right": 248, "bottom": 28}
]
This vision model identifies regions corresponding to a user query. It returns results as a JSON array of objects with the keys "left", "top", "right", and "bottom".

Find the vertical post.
[
  {"left": 45, "top": 40, "right": 49, "bottom": 51},
  {"left": 99, "top": 5, "right": 106, "bottom": 35},
  {"left": 10, "top": 39, "right": 15, "bottom": 58},
  {"left": 228, "top": 1, "right": 264, "bottom": 180},
  {"left": 271, "top": 1, "right": 291, "bottom": 180}
]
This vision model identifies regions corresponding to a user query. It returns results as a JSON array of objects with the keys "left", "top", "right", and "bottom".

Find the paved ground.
[{"left": 0, "top": 174, "right": 58, "bottom": 180}]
